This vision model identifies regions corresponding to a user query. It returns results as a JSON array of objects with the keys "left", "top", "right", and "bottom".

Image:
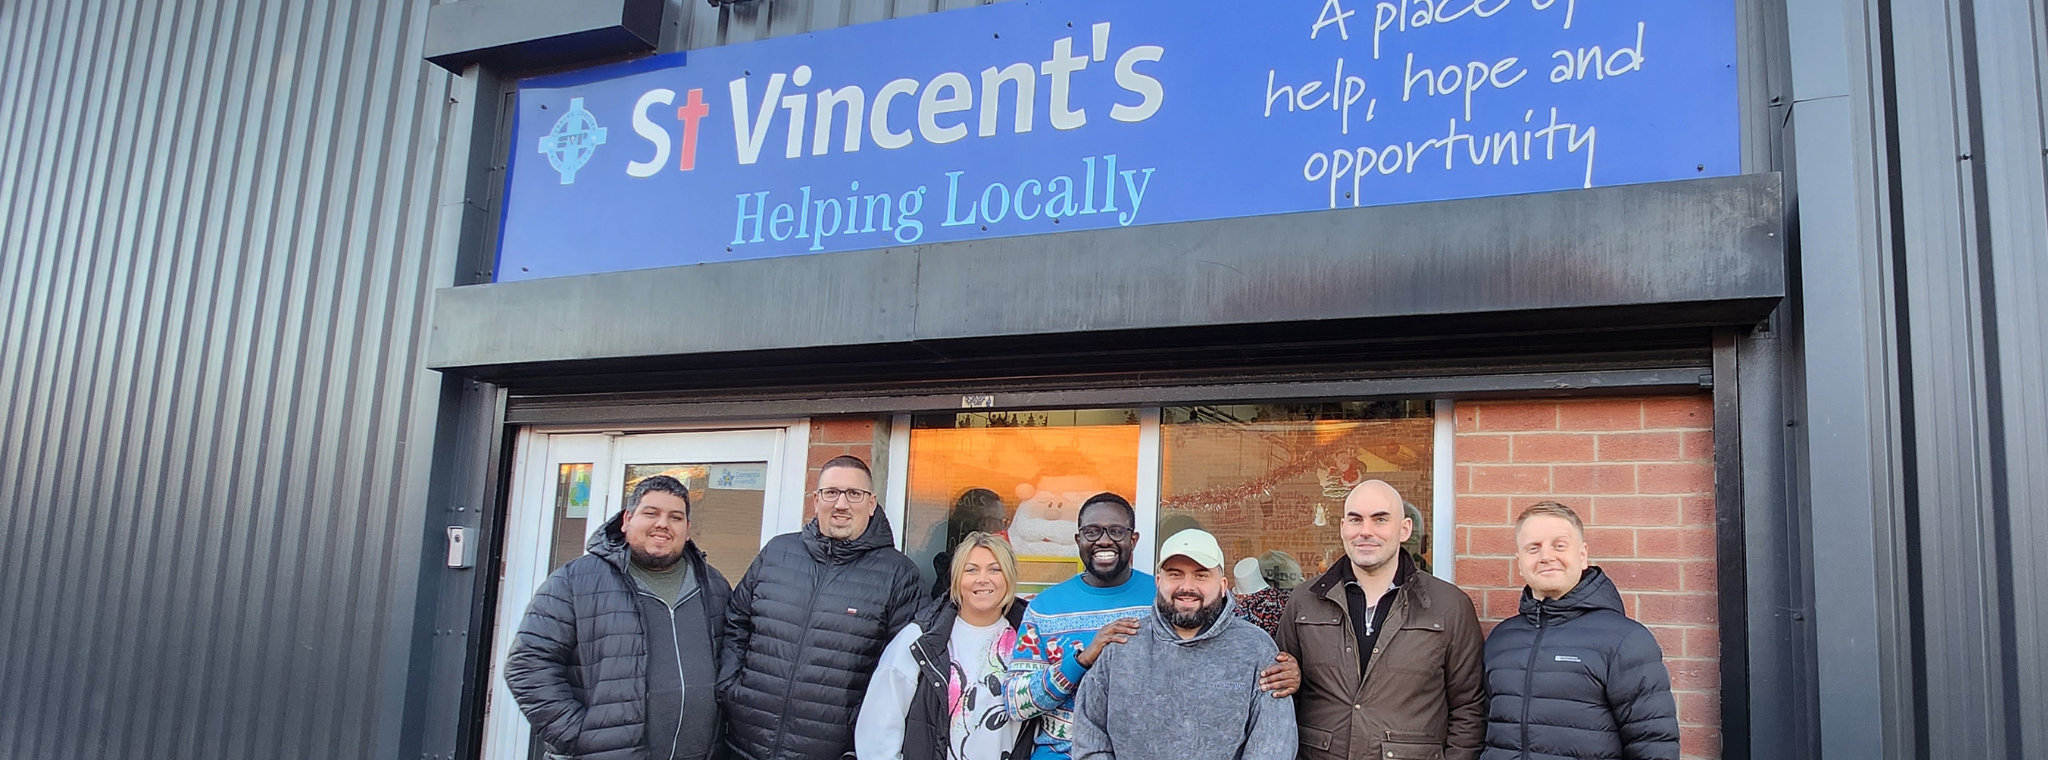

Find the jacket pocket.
[
  {"left": 1379, "top": 739, "right": 1443, "bottom": 760},
  {"left": 1297, "top": 724, "right": 1337, "bottom": 760}
]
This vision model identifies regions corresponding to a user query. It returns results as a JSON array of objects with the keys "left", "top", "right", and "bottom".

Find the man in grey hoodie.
[{"left": 1070, "top": 529, "right": 1298, "bottom": 760}]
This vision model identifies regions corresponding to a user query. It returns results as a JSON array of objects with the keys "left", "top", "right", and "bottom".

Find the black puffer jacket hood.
[
  {"left": 1479, "top": 567, "right": 1682, "bottom": 760},
  {"left": 505, "top": 510, "right": 732, "bottom": 760},
  {"left": 1517, "top": 564, "right": 1627, "bottom": 622},
  {"left": 719, "top": 512, "right": 925, "bottom": 760}
]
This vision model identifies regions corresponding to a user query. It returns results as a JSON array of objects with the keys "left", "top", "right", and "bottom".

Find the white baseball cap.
[{"left": 1158, "top": 529, "right": 1226, "bottom": 571}]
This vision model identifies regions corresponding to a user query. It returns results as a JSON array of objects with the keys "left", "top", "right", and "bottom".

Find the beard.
[
  {"left": 629, "top": 545, "right": 684, "bottom": 570},
  {"left": 1155, "top": 591, "right": 1227, "bottom": 633},
  {"left": 1084, "top": 549, "right": 1132, "bottom": 583}
]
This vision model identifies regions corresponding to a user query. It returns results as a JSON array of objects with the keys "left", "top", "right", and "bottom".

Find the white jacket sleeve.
[{"left": 855, "top": 623, "right": 924, "bottom": 760}]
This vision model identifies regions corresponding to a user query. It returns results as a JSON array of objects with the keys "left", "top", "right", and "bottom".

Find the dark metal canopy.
[{"left": 428, "top": 173, "right": 1785, "bottom": 389}]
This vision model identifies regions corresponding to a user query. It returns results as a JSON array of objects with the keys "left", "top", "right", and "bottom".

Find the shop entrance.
[{"left": 479, "top": 425, "right": 809, "bottom": 760}]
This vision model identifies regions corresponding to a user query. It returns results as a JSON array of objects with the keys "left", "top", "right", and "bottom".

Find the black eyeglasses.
[
  {"left": 814, "top": 488, "right": 874, "bottom": 505},
  {"left": 1078, "top": 525, "right": 1133, "bottom": 542}
]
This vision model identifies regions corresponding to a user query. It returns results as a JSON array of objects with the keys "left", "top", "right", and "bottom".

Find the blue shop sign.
[{"left": 500, "top": 0, "right": 1739, "bottom": 282}]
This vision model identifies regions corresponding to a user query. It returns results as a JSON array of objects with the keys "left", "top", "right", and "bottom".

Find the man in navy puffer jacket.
[
  {"left": 719, "top": 455, "right": 924, "bottom": 760},
  {"left": 1481, "top": 502, "right": 1681, "bottom": 760}
]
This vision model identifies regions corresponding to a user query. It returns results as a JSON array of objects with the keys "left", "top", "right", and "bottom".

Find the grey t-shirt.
[{"left": 630, "top": 554, "right": 698, "bottom": 608}]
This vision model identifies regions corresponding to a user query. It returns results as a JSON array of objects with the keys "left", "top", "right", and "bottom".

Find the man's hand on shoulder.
[
  {"left": 1258, "top": 652, "right": 1300, "bottom": 698},
  {"left": 1077, "top": 617, "right": 1141, "bottom": 668}
]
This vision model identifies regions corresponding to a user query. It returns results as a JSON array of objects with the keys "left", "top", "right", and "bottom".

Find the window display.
[
  {"left": 1157, "top": 402, "right": 1436, "bottom": 590},
  {"left": 902, "top": 410, "right": 1141, "bottom": 594}
]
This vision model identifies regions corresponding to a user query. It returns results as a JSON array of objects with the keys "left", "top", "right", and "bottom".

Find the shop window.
[
  {"left": 1157, "top": 402, "right": 1436, "bottom": 592},
  {"left": 902, "top": 409, "right": 1141, "bottom": 595},
  {"left": 548, "top": 463, "right": 595, "bottom": 571}
]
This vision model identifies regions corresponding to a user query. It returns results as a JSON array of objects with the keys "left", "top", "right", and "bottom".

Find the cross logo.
[{"left": 538, "top": 97, "right": 606, "bottom": 185}]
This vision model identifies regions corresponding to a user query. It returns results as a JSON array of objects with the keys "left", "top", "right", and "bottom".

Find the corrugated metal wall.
[
  {"left": 1880, "top": 0, "right": 2048, "bottom": 754},
  {"left": 1788, "top": 0, "right": 2048, "bottom": 756},
  {"left": 0, "top": 0, "right": 456, "bottom": 758}
]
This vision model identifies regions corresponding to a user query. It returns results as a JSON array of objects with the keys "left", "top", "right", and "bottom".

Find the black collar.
[{"left": 1314, "top": 549, "right": 1417, "bottom": 597}]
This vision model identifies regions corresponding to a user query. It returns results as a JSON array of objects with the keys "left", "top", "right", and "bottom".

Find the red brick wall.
[
  {"left": 1454, "top": 396, "right": 1721, "bottom": 760},
  {"left": 805, "top": 416, "right": 890, "bottom": 522}
]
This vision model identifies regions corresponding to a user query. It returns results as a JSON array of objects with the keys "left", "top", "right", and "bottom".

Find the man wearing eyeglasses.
[{"left": 719, "top": 455, "right": 925, "bottom": 760}]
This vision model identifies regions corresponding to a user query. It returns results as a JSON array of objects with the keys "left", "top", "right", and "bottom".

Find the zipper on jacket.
[
  {"left": 910, "top": 637, "right": 950, "bottom": 756},
  {"left": 1518, "top": 603, "right": 1548, "bottom": 760},
  {"left": 635, "top": 585, "right": 696, "bottom": 760},
  {"left": 768, "top": 566, "right": 833, "bottom": 760}
]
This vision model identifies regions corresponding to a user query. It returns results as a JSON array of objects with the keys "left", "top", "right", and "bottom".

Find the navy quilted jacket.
[
  {"left": 1479, "top": 567, "right": 1681, "bottom": 760},
  {"left": 505, "top": 512, "right": 732, "bottom": 760},
  {"left": 718, "top": 513, "right": 924, "bottom": 760}
]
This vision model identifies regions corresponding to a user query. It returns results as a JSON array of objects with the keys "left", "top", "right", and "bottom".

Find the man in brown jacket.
[{"left": 1276, "top": 480, "right": 1486, "bottom": 760}]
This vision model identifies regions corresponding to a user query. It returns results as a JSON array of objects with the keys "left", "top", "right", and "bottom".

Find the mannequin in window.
[{"left": 1231, "top": 556, "right": 1287, "bottom": 637}]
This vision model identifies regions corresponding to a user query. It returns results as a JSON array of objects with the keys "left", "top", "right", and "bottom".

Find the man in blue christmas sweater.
[{"left": 1002, "top": 493, "right": 1300, "bottom": 760}]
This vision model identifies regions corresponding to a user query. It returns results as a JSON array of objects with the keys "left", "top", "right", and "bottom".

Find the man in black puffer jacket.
[
  {"left": 507, "top": 475, "right": 734, "bottom": 760},
  {"left": 1482, "top": 502, "right": 1681, "bottom": 760},
  {"left": 720, "top": 455, "right": 924, "bottom": 760}
]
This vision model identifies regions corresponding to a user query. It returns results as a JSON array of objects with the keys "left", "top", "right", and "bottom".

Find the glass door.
[{"left": 481, "top": 426, "right": 803, "bottom": 760}]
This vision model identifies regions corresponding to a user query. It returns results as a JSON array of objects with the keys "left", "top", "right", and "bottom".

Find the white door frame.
[{"left": 479, "top": 420, "right": 808, "bottom": 760}]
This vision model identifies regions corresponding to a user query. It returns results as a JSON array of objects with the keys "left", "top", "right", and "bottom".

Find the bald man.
[{"left": 1274, "top": 480, "right": 1486, "bottom": 760}]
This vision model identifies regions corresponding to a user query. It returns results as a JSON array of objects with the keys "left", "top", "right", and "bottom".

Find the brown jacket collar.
[{"left": 1309, "top": 550, "right": 1423, "bottom": 611}]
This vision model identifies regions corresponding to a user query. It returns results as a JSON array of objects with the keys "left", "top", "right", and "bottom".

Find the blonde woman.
[{"left": 857, "top": 532, "right": 1035, "bottom": 760}]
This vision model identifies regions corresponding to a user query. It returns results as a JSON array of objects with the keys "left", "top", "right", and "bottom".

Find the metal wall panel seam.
[
  {"left": 93, "top": 0, "right": 191, "bottom": 755},
  {"left": 301, "top": 0, "right": 390, "bottom": 749},
  {"left": 4, "top": 1, "right": 103, "bottom": 755},
  {"left": 68, "top": 1, "right": 162, "bottom": 756},
  {"left": 1952, "top": 0, "right": 2030, "bottom": 756},
  {"left": 154, "top": 0, "right": 247, "bottom": 752},
  {"left": 1889, "top": 0, "right": 2001, "bottom": 752},
  {"left": 190, "top": 1, "right": 293, "bottom": 756},
  {"left": 371, "top": 68, "right": 456, "bottom": 760},
  {"left": 0, "top": 0, "right": 54, "bottom": 729},
  {"left": 0, "top": 0, "right": 55, "bottom": 741},
  {"left": 17, "top": 0, "right": 106, "bottom": 755},
  {"left": 320, "top": 1, "right": 431, "bottom": 751},
  {"left": 847, "top": 0, "right": 892, "bottom": 27},
  {"left": 347, "top": 4, "right": 441, "bottom": 751},
  {"left": 390, "top": 60, "right": 478, "bottom": 760},
  {"left": 766, "top": 0, "right": 812, "bottom": 38},
  {"left": 314, "top": 0, "right": 434, "bottom": 750},
  {"left": 0, "top": 0, "right": 46, "bottom": 232},
  {"left": 171, "top": 0, "right": 272, "bottom": 755},
  {"left": 113, "top": 0, "right": 213, "bottom": 749},
  {"left": 213, "top": 0, "right": 324, "bottom": 755},
  {"left": 809, "top": 0, "right": 849, "bottom": 33},
  {"left": 0, "top": 2, "right": 72, "bottom": 721},
  {"left": 685, "top": 0, "right": 721, "bottom": 53},
  {"left": 193, "top": 1, "right": 303, "bottom": 756},
  {"left": 215, "top": 0, "right": 325, "bottom": 751},
  {"left": 207, "top": 0, "right": 301, "bottom": 750},
  {"left": 321, "top": 1, "right": 411, "bottom": 750},
  {"left": 269, "top": 0, "right": 375, "bottom": 751},
  {"left": 1873, "top": 0, "right": 1950, "bottom": 755},
  {"left": 43, "top": 1, "right": 139, "bottom": 756},
  {"left": 237, "top": 0, "right": 351, "bottom": 755},
  {"left": 144, "top": 1, "right": 241, "bottom": 756},
  {"left": 1968, "top": 0, "right": 2048, "bottom": 752}
]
